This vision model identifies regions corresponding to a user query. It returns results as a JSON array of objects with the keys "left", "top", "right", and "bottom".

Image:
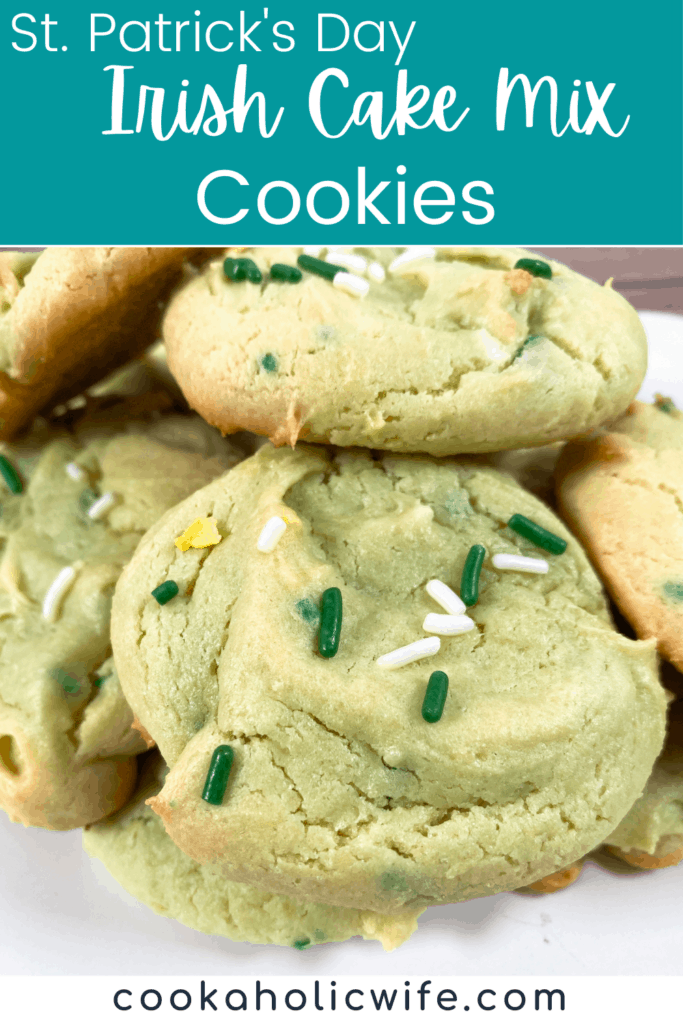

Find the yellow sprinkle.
[{"left": 174, "top": 517, "right": 222, "bottom": 552}]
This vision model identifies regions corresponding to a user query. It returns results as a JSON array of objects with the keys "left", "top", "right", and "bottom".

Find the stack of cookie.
[
  {"left": 0, "top": 245, "right": 679, "bottom": 953},
  {"left": 0, "top": 250, "right": 213, "bottom": 820}
]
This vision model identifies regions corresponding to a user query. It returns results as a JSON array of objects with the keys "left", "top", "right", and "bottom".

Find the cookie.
[
  {"left": 524, "top": 862, "right": 583, "bottom": 894},
  {"left": 0, "top": 387, "right": 245, "bottom": 829},
  {"left": 162, "top": 246, "right": 646, "bottom": 456},
  {"left": 84, "top": 753, "right": 419, "bottom": 950},
  {"left": 0, "top": 247, "right": 191, "bottom": 440},
  {"left": 604, "top": 698, "right": 683, "bottom": 869},
  {"left": 555, "top": 398, "right": 683, "bottom": 673},
  {"left": 111, "top": 443, "right": 665, "bottom": 913}
]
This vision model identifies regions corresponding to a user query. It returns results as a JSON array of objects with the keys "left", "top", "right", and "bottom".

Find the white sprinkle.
[
  {"left": 423, "top": 613, "right": 475, "bottom": 636},
  {"left": 328, "top": 251, "right": 368, "bottom": 274},
  {"left": 426, "top": 578, "right": 466, "bottom": 616},
  {"left": 388, "top": 247, "right": 436, "bottom": 273},
  {"left": 377, "top": 636, "right": 441, "bottom": 669},
  {"left": 367, "top": 261, "right": 386, "bottom": 283},
  {"left": 87, "top": 492, "right": 118, "bottom": 520},
  {"left": 42, "top": 565, "right": 78, "bottom": 623},
  {"left": 492, "top": 553, "right": 549, "bottom": 574},
  {"left": 333, "top": 271, "right": 370, "bottom": 299},
  {"left": 257, "top": 515, "right": 287, "bottom": 553},
  {"left": 65, "top": 461, "right": 86, "bottom": 482},
  {"left": 303, "top": 246, "right": 323, "bottom": 257}
]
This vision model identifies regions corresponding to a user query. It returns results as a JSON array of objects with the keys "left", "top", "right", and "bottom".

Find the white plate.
[{"left": 2, "top": 311, "right": 683, "bottom": 976}]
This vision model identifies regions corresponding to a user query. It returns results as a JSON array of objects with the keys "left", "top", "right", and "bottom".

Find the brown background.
[
  {"left": 2, "top": 247, "right": 682, "bottom": 313},
  {"left": 539, "top": 248, "right": 682, "bottom": 313}
]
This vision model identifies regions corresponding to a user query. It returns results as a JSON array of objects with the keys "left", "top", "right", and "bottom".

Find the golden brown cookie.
[
  {"left": 163, "top": 246, "right": 646, "bottom": 456},
  {"left": 555, "top": 399, "right": 683, "bottom": 672},
  {"left": 0, "top": 247, "right": 191, "bottom": 439},
  {"left": 604, "top": 837, "right": 683, "bottom": 870},
  {"left": 525, "top": 862, "right": 583, "bottom": 893}
]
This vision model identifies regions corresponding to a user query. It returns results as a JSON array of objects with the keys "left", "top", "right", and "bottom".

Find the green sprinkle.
[
  {"left": 514, "top": 257, "right": 552, "bottom": 279},
  {"left": 271, "top": 263, "right": 302, "bottom": 283},
  {"left": 223, "top": 257, "right": 247, "bottom": 281},
  {"left": 241, "top": 258, "right": 262, "bottom": 283},
  {"left": 0, "top": 454, "right": 22, "bottom": 494},
  {"left": 421, "top": 671, "right": 449, "bottom": 723},
  {"left": 297, "top": 254, "right": 344, "bottom": 281},
  {"left": 514, "top": 334, "right": 544, "bottom": 359},
  {"left": 224, "top": 257, "right": 262, "bottom": 283},
  {"left": 656, "top": 395, "right": 676, "bottom": 414},
  {"left": 460, "top": 544, "right": 486, "bottom": 607},
  {"left": 663, "top": 580, "right": 683, "bottom": 602},
  {"left": 93, "top": 676, "right": 107, "bottom": 688},
  {"left": 57, "top": 669, "right": 80, "bottom": 694},
  {"left": 296, "top": 598, "right": 320, "bottom": 624},
  {"left": 380, "top": 871, "right": 407, "bottom": 893},
  {"left": 507, "top": 513, "right": 567, "bottom": 555},
  {"left": 260, "top": 353, "right": 278, "bottom": 374},
  {"left": 79, "top": 487, "right": 99, "bottom": 513},
  {"left": 151, "top": 580, "right": 179, "bottom": 605},
  {"left": 318, "top": 586, "right": 342, "bottom": 658},
  {"left": 292, "top": 937, "right": 311, "bottom": 950},
  {"left": 201, "top": 745, "right": 235, "bottom": 805},
  {"left": 443, "top": 488, "right": 472, "bottom": 521}
]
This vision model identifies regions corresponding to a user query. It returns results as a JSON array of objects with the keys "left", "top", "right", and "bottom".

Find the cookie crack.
[
  {"left": 273, "top": 700, "right": 420, "bottom": 781},
  {"left": 245, "top": 702, "right": 584, "bottom": 855},
  {"left": 656, "top": 480, "right": 683, "bottom": 518},
  {"left": 541, "top": 330, "right": 610, "bottom": 384},
  {"left": 267, "top": 749, "right": 304, "bottom": 813}
]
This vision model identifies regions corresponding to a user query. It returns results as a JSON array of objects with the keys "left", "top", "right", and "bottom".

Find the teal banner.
[{"left": 3, "top": 1, "right": 682, "bottom": 242}]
